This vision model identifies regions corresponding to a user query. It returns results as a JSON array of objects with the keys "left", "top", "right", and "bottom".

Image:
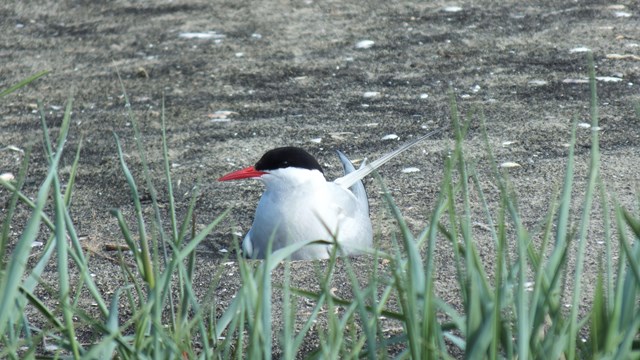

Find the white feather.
[{"left": 334, "top": 130, "right": 439, "bottom": 189}]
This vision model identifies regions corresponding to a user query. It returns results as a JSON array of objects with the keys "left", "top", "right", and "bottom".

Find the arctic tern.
[{"left": 218, "top": 131, "right": 438, "bottom": 260}]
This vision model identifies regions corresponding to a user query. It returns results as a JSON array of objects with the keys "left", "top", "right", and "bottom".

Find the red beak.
[{"left": 218, "top": 166, "right": 267, "bottom": 181}]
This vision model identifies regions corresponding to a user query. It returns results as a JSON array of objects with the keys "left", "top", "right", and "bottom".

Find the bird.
[{"left": 218, "top": 131, "right": 438, "bottom": 260}]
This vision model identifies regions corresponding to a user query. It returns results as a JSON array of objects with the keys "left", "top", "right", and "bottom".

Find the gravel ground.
[{"left": 1, "top": 0, "right": 639, "bottom": 356}]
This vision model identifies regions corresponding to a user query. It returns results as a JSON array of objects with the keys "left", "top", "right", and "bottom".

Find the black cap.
[{"left": 255, "top": 147, "right": 324, "bottom": 174}]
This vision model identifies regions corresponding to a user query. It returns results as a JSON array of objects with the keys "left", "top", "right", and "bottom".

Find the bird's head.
[{"left": 218, "top": 147, "right": 325, "bottom": 185}]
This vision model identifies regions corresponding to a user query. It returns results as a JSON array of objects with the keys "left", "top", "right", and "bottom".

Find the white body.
[{"left": 243, "top": 153, "right": 372, "bottom": 260}]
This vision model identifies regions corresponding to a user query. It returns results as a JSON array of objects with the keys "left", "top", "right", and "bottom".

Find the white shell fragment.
[
  {"left": 501, "top": 141, "right": 518, "bottom": 147},
  {"left": 419, "top": 93, "right": 429, "bottom": 99},
  {"left": 528, "top": 80, "right": 548, "bottom": 86},
  {"left": 613, "top": 11, "right": 632, "bottom": 18},
  {"left": 525, "top": 281, "right": 535, "bottom": 292},
  {"left": 329, "top": 132, "right": 352, "bottom": 140},
  {"left": 596, "top": 76, "right": 623, "bottom": 82},
  {"left": 363, "top": 91, "right": 380, "bottom": 98},
  {"left": 569, "top": 47, "right": 591, "bottom": 53},
  {"left": 606, "top": 54, "right": 640, "bottom": 61},
  {"left": 208, "top": 110, "right": 238, "bottom": 122},
  {"left": 563, "top": 76, "right": 623, "bottom": 84},
  {"left": 443, "top": 6, "right": 463, "bottom": 12},
  {"left": 309, "top": 137, "right": 322, "bottom": 144},
  {"left": 579, "top": 123, "right": 602, "bottom": 131},
  {"left": 381, "top": 134, "right": 399, "bottom": 141},
  {"left": 1, "top": 145, "right": 25, "bottom": 153},
  {"left": 179, "top": 31, "right": 225, "bottom": 40},
  {"left": 0, "top": 173, "right": 15, "bottom": 182},
  {"left": 500, "top": 162, "right": 521, "bottom": 168},
  {"left": 44, "top": 344, "right": 59, "bottom": 352},
  {"left": 562, "top": 78, "right": 589, "bottom": 84},
  {"left": 402, "top": 167, "right": 420, "bottom": 173},
  {"left": 355, "top": 40, "right": 375, "bottom": 49}
]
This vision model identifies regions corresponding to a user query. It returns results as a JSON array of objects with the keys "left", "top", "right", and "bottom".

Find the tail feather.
[
  {"left": 334, "top": 130, "right": 440, "bottom": 189},
  {"left": 336, "top": 150, "right": 369, "bottom": 214}
]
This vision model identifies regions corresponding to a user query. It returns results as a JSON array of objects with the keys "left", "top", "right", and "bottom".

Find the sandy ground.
[{"left": 2, "top": 0, "right": 640, "bottom": 356}]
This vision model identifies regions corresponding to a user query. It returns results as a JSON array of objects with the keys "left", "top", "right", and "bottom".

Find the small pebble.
[{"left": 381, "top": 134, "right": 399, "bottom": 141}]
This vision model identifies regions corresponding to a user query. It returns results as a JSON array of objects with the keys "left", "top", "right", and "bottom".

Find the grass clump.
[{"left": 1, "top": 57, "right": 640, "bottom": 359}]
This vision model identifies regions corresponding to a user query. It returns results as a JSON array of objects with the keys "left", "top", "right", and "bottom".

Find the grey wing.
[{"left": 336, "top": 150, "right": 369, "bottom": 215}]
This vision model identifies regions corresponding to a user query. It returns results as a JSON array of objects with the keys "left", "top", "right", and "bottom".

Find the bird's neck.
[{"left": 262, "top": 168, "right": 326, "bottom": 192}]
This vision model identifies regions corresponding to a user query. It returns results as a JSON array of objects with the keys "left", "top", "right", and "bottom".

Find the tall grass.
[{"left": 1, "top": 58, "right": 639, "bottom": 359}]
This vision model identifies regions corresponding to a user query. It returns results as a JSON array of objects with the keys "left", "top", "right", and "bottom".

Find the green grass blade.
[
  {"left": 110, "top": 208, "right": 145, "bottom": 272},
  {"left": 0, "top": 146, "right": 32, "bottom": 262},
  {"left": 112, "top": 132, "right": 155, "bottom": 289},
  {"left": 598, "top": 179, "right": 614, "bottom": 312},
  {"left": 0, "top": 70, "right": 49, "bottom": 98},
  {"left": 19, "top": 286, "right": 64, "bottom": 330},
  {"left": 567, "top": 53, "right": 601, "bottom": 360},
  {"left": 0, "top": 100, "right": 69, "bottom": 336},
  {"left": 170, "top": 210, "right": 230, "bottom": 265},
  {"left": 0, "top": 180, "right": 55, "bottom": 231},
  {"left": 160, "top": 95, "right": 179, "bottom": 244},
  {"left": 63, "top": 136, "right": 83, "bottom": 206},
  {"left": 53, "top": 174, "right": 81, "bottom": 358},
  {"left": 341, "top": 255, "right": 377, "bottom": 359}
]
